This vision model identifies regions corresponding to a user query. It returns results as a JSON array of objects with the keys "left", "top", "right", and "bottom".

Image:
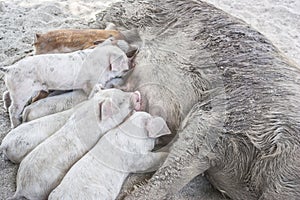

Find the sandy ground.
[{"left": 0, "top": 0, "right": 299, "bottom": 199}]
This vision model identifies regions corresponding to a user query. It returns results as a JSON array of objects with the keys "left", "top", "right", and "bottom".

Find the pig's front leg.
[
  {"left": 124, "top": 103, "right": 223, "bottom": 200},
  {"left": 130, "top": 152, "right": 169, "bottom": 173}
]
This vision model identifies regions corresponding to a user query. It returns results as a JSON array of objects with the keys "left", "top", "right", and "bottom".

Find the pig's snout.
[{"left": 132, "top": 91, "right": 142, "bottom": 111}]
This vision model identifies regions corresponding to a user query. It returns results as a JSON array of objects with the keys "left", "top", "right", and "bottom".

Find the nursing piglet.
[
  {"left": 22, "top": 90, "right": 87, "bottom": 122},
  {"left": 1, "top": 42, "right": 129, "bottom": 128},
  {"left": 10, "top": 89, "right": 141, "bottom": 200},
  {"left": 49, "top": 111, "right": 170, "bottom": 200},
  {"left": 0, "top": 108, "right": 73, "bottom": 163}
]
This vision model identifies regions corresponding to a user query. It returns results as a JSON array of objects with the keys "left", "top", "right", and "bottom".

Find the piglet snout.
[{"left": 132, "top": 91, "right": 142, "bottom": 111}]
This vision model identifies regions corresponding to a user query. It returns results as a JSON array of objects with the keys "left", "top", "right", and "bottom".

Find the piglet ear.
[
  {"left": 109, "top": 53, "right": 129, "bottom": 72},
  {"left": 146, "top": 116, "right": 171, "bottom": 138},
  {"left": 34, "top": 33, "right": 41, "bottom": 42},
  {"left": 99, "top": 99, "right": 120, "bottom": 121}
]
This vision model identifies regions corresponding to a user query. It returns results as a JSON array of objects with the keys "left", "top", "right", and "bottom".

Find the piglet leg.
[{"left": 9, "top": 83, "right": 43, "bottom": 128}]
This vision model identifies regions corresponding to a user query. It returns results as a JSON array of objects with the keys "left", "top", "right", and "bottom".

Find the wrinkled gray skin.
[{"left": 99, "top": 0, "right": 300, "bottom": 199}]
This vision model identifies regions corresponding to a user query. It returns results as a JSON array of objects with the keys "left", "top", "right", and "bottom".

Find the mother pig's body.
[{"left": 103, "top": 0, "right": 300, "bottom": 199}]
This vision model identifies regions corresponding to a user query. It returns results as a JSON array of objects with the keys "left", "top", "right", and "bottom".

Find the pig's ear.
[
  {"left": 109, "top": 53, "right": 129, "bottom": 72},
  {"left": 34, "top": 33, "right": 41, "bottom": 42},
  {"left": 146, "top": 116, "right": 171, "bottom": 138},
  {"left": 99, "top": 99, "right": 119, "bottom": 121}
]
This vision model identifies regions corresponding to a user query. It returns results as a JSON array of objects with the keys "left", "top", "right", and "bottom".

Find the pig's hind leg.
[{"left": 8, "top": 83, "right": 44, "bottom": 128}]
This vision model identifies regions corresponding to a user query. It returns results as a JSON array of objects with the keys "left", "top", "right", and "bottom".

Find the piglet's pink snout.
[{"left": 132, "top": 91, "right": 142, "bottom": 111}]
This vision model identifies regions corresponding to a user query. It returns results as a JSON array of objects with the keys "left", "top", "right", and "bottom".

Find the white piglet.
[
  {"left": 22, "top": 90, "right": 87, "bottom": 122},
  {"left": 9, "top": 89, "right": 141, "bottom": 200},
  {"left": 1, "top": 42, "right": 129, "bottom": 127},
  {"left": 49, "top": 111, "right": 171, "bottom": 200},
  {"left": 0, "top": 108, "right": 73, "bottom": 163}
]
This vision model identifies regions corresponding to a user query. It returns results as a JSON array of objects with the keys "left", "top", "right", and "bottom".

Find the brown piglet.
[{"left": 34, "top": 29, "right": 124, "bottom": 54}]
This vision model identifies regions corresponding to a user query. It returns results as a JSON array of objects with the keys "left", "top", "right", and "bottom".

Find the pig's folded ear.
[
  {"left": 109, "top": 53, "right": 129, "bottom": 72},
  {"left": 146, "top": 116, "right": 171, "bottom": 138},
  {"left": 34, "top": 33, "right": 41, "bottom": 42},
  {"left": 99, "top": 98, "right": 120, "bottom": 121}
]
